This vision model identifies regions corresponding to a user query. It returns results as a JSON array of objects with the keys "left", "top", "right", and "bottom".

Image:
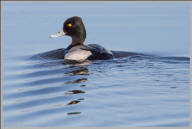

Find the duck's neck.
[
  {"left": 73, "top": 24, "right": 86, "bottom": 43},
  {"left": 68, "top": 24, "right": 86, "bottom": 50},
  {"left": 67, "top": 42, "right": 83, "bottom": 50},
  {"left": 66, "top": 36, "right": 84, "bottom": 50},
  {"left": 71, "top": 36, "right": 85, "bottom": 46}
]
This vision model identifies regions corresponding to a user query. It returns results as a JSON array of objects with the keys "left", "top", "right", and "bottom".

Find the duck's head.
[{"left": 50, "top": 16, "right": 86, "bottom": 45}]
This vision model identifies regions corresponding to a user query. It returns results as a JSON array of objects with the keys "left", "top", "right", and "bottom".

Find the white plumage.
[{"left": 64, "top": 46, "right": 92, "bottom": 61}]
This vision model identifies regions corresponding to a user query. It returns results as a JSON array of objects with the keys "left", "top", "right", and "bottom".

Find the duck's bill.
[{"left": 50, "top": 30, "right": 66, "bottom": 38}]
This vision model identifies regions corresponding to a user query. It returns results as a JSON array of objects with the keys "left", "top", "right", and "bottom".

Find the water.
[{"left": 2, "top": 2, "right": 190, "bottom": 127}]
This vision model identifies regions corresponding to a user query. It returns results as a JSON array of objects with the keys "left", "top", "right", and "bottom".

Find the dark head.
[{"left": 50, "top": 16, "right": 86, "bottom": 45}]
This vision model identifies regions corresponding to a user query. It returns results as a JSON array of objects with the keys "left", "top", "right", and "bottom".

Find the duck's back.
[{"left": 87, "top": 44, "right": 113, "bottom": 60}]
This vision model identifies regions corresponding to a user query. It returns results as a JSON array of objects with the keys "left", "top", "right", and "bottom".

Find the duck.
[{"left": 50, "top": 16, "right": 114, "bottom": 62}]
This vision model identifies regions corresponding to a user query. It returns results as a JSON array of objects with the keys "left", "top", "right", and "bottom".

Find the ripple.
[{"left": 3, "top": 51, "right": 190, "bottom": 126}]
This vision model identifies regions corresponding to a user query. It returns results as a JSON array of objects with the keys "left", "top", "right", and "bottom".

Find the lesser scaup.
[{"left": 50, "top": 16, "right": 113, "bottom": 62}]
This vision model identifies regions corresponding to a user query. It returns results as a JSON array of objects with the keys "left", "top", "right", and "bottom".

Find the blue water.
[{"left": 2, "top": 2, "right": 190, "bottom": 127}]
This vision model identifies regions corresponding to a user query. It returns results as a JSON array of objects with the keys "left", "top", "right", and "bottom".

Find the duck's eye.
[{"left": 68, "top": 23, "right": 72, "bottom": 27}]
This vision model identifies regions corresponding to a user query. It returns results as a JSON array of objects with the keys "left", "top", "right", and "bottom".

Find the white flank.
[{"left": 64, "top": 46, "right": 92, "bottom": 61}]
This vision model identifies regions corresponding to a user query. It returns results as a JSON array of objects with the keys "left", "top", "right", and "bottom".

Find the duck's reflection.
[
  {"left": 62, "top": 60, "right": 91, "bottom": 66},
  {"left": 64, "top": 67, "right": 89, "bottom": 76},
  {"left": 67, "top": 100, "right": 81, "bottom": 105},
  {"left": 64, "top": 78, "right": 87, "bottom": 84},
  {"left": 80, "top": 84, "right": 86, "bottom": 87},
  {"left": 65, "top": 90, "right": 85, "bottom": 94},
  {"left": 63, "top": 67, "right": 89, "bottom": 116},
  {"left": 67, "top": 112, "right": 81, "bottom": 115},
  {"left": 64, "top": 67, "right": 89, "bottom": 85},
  {"left": 67, "top": 98, "right": 84, "bottom": 105}
]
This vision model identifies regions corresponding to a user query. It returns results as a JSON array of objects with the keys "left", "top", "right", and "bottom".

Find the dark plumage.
[{"left": 50, "top": 16, "right": 114, "bottom": 62}]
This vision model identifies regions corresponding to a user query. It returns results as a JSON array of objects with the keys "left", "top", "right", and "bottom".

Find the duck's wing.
[
  {"left": 83, "top": 44, "right": 113, "bottom": 60},
  {"left": 86, "top": 44, "right": 144, "bottom": 58},
  {"left": 31, "top": 48, "right": 66, "bottom": 60}
]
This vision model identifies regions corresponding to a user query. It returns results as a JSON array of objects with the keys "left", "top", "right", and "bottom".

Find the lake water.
[{"left": 2, "top": 2, "right": 190, "bottom": 127}]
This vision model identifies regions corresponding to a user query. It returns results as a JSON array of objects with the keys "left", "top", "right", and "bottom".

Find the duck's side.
[
  {"left": 31, "top": 44, "right": 113, "bottom": 60},
  {"left": 64, "top": 44, "right": 114, "bottom": 61},
  {"left": 31, "top": 47, "right": 143, "bottom": 61}
]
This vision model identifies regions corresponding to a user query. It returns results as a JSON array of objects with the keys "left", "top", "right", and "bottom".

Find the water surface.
[{"left": 2, "top": 2, "right": 190, "bottom": 127}]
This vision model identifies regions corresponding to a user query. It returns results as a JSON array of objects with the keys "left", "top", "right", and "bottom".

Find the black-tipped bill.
[{"left": 50, "top": 30, "right": 66, "bottom": 38}]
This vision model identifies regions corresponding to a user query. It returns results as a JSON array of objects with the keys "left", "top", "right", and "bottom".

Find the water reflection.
[
  {"left": 67, "top": 112, "right": 81, "bottom": 115},
  {"left": 64, "top": 67, "right": 89, "bottom": 87},
  {"left": 64, "top": 67, "right": 89, "bottom": 75},
  {"left": 62, "top": 66, "right": 89, "bottom": 116},
  {"left": 67, "top": 98, "right": 84, "bottom": 105},
  {"left": 65, "top": 90, "right": 85, "bottom": 94},
  {"left": 80, "top": 84, "right": 86, "bottom": 87},
  {"left": 4, "top": 59, "right": 90, "bottom": 117},
  {"left": 64, "top": 78, "right": 88, "bottom": 84},
  {"left": 67, "top": 100, "right": 80, "bottom": 105}
]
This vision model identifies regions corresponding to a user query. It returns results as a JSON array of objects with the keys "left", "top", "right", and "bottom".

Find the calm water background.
[{"left": 2, "top": 2, "right": 190, "bottom": 127}]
